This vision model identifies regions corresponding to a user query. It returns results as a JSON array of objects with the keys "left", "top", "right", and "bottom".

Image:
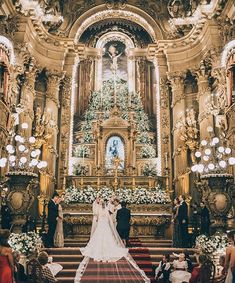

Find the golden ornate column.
[
  {"left": 168, "top": 71, "right": 187, "bottom": 194},
  {"left": 58, "top": 75, "right": 72, "bottom": 190},
  {"left": 195, "top": 62, "right": 213, "bottom": 139},
  {"left": 136, "top": 57, "right": 146, "bottom": 110},
  {"left": 19, "top": 60, "right": 37, "bottom": 138},
  {"left": 40, "top": 72, "right": 61, "bottom": 197}
]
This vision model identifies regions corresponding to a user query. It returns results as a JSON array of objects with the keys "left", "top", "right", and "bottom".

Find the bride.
[
  {"left": 74, "top": 198, "right": 150, "bottom": 282},
  {"left": 80, "top": 199, "right": 128, "bottom": 262}
]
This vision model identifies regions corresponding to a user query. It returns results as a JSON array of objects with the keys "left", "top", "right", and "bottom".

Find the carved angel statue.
[
  {"left": 33, "top": 106, "right": 55, "bottom": 147},
  {"left": 179, "top": 108, "right": 199, "bottom": 163}
]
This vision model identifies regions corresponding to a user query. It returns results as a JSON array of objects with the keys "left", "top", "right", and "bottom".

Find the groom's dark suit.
[
  {"left": 178, "top": 200, "right": 188, "bottom": 247},
  {"left": 116, "top": 206, "right": 131, "bottom": 241},
  {"left": 47, "top": 199, "right": 58, "bottom": 247}
]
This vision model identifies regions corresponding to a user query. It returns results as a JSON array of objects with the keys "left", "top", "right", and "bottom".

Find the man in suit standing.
[
  {"left": 200, "top": 201, "right": 210, "bottom": 236},
  {"left": 116, "top": 201, "right": 131, "bottom": 247},
  {"left": 178, "top": 195, "right": 188, "bottom": 248},
  {"left": 47, "top": 192, "right": 59, "bottom": 247}
]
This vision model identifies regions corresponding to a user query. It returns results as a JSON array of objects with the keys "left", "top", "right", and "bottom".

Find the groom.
[
  {"left": 116, "top": 201, "right": 131, "bottom": 247},
  {"left": 47, "top": 192, "right": 59, "bottom": 247}
]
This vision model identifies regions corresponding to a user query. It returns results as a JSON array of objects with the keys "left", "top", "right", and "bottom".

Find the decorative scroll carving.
[
  {"left": 0, "top": 15, "right": 20, "bottom": 37},
  {"left": 159, "top": 78, "right": 169, "bottom": 109},
  {"left": 105, "top": 0, "right": 127, "bottom": 9},
  {"left": 167, "top": 0, "right": 200, "bottom": 18},
  {"left": 167, "top": 71, "right": 185, "bottom": 107},
  {"left": 218, "top": 17, "right": 235, "bottom": 44}
]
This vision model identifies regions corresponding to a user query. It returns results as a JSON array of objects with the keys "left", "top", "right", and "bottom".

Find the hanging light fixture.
[
  {"left": 191, "top": 126, "right": 234, "bottom": 176},
  {"left": 0, "top": 122, "right": 47, "bottom": 175}
]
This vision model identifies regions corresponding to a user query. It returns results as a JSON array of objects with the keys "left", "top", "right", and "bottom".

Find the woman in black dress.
[{"left": 172, "top": 197, "right": 181, "bottom": 247}]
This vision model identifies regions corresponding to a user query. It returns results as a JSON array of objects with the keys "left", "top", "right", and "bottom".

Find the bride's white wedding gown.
[
  {"left": 74, "top": 206, "right": 150, "bottom": 283},
  {"left": 80, "top": 207, "right": 128, "bottom": 262}
]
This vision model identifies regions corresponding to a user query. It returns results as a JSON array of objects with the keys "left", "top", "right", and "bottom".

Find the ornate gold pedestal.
[
  {"left": 5, "top": 171, "right": 38, "bottom": 233},
  {"left": 198, "top": 174, "right": 234, "bottom": 231}
]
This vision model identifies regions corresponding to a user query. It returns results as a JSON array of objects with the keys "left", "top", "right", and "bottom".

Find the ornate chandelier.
[
  {"left": 0, "top": 122, "right": 47, "bottom": 176},
  {"left": 191, "top": 126, "right": 235, "bottom": 176}
]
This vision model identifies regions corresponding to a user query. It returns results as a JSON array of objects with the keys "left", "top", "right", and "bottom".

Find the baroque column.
[
  {"left": 19, "top": 59, "right": 37, "bottom": 137},
  {"left": 58, "top": 75, "right": 72, "bottom": 190},
  {"left": 168, "top": 71, "right": 187, "bottom": 194},
  {"left": 195, "top": 61, "right": 213, "bottom": 139},
  {"left": 40, "top": 71, "right": 61, "bottom": 197},
  {"left": 136, "top": 57, "right": 146, "bottom": 110}
]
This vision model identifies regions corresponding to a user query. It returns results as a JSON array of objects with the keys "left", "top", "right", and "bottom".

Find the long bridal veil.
[{"left": 74, "top": 206, "right": 150, "bottom": 283}]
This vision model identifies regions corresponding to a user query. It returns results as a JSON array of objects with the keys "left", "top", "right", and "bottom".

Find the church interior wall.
[{"left": 0, "top": 0, "right": 234, "bottom": 229}]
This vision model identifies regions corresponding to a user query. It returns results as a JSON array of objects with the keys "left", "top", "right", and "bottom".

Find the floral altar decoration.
[
  {"left": 64, "top": 185, "right": 171, "bottom": 205},
  {"left": 195, "top": 234, "right": 229, "bottom": 267},
  {"left": 72, "top": 79, "right": 158, "bottom": 175},
  {"left": 8, "top": 232, "right": 42, "bottom": 257}
]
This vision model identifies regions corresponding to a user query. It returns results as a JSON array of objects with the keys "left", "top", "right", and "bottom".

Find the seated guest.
[
  {"left": 38, "top": 251, "right": 58, "bottom": 282},
  {"left": 189, "top": 254, "right": 207, "bottom": 283},
  {"left": 214, "top": 255, "right": 226, "bottom": 283},
  {"left": 185, "top": 252, "right": 193, "bottom": 273},
  {"left": 46, "top": 255, "right": 63, "bottom": 277},
  {"left": 169, "top": 253, "right": 191, "bottom": 283},
  {"left": 13, "top": 251, "right": 27, "bottom": 283},
  {"left": 155, "top": 254, "right": 171, "bottom": 282}
]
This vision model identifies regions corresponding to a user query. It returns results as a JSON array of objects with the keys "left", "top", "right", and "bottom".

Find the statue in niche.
[
  {"left": 105, "top": 136, "right": 124, "bottom": 171},
  {"left": 108, "top": 45, "right": 122, "bottom": 75},
  {"left": 102, "top": 41, "right": 127, "bottom": 81}
]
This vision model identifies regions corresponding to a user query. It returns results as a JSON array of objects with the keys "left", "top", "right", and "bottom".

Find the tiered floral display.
[
  {"left": 72, "top": 79, "right": 157, "bottom": 173},
  {"left": 64, "top": 185, "right": 171, "bottom": 205},
  {"left": 8, "top": 232, "right": 42, "bottom": 256}
]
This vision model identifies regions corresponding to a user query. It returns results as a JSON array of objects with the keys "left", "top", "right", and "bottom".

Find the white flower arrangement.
[
  {"left": 142, "top": 163, "right": 157, "bottom": 176},
  {"left": 8, "top": 232, "right": 42, "bottom": 256},
  {"left": 73, "top": 145, "right": 90, "bottom": 158},
  {"left": 64, "top": 185, "right": 171, "bottom": 204},
  {"left": 195, "top": 233, "right": 229, "bottom": 256},
  {"left": 140, "top": 145, "right": 156, "bottom": 158}
]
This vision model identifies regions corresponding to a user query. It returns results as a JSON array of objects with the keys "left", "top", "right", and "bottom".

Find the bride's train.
[{"left": 74, "top": 205, "right": 150, "bottom": 282}]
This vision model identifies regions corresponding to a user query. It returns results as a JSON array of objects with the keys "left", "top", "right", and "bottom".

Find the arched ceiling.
[{"left": 79, "top": 18, "right": 153, "bottom": 47}]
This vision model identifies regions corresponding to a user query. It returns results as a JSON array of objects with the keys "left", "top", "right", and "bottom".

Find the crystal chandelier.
[
  {"left": 191, "top": 126, "right": 235, "bottom": 176},
  {"left": 0, "top": 122, "right": 47, "bottom": 177}
]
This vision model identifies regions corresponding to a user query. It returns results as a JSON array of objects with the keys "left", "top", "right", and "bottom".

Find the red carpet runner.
[
  {"left": 79, "top": 258, "right": 149, "bottom": 282},
  {"left": 49, "top": 237, "right": 194, "bottom": 282}
]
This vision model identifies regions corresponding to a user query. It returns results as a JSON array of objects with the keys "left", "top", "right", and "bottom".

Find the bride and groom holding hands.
[{"left": 75, "top": 194, "right": 150, "bottom": 282}]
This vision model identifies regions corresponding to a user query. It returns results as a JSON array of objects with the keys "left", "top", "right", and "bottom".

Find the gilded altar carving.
[
  {"left": 0, "top": 15, "right": 20, "bottom": 38},
  {"left": 178, "top": 108, "right": 199, "bottom": 163},
  {"left": 63, "top": 204, "right": 172, "bottom": 236},
  {"left": 218, "top": 17, "right": 235, "bottom": 44},
  {"left": 167, "top": 71, "right": 185, "bottom": 108}
]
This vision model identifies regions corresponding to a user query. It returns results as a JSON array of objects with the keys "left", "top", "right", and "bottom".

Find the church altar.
[{"left": 63, "top": 203, "right": 172, "bottom": 237}]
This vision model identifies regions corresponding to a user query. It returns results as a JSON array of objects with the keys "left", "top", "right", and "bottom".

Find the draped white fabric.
[{"left": 74, "top": 206, "right": 150, "bottom": 283}]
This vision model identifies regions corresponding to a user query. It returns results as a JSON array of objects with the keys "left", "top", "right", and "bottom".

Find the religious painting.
[
  {"left": 102, "top": 41, "right": 127, "bottom": 81},
  {"left": 105, "top": 136, "right": 125, "bottom": 170}
]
